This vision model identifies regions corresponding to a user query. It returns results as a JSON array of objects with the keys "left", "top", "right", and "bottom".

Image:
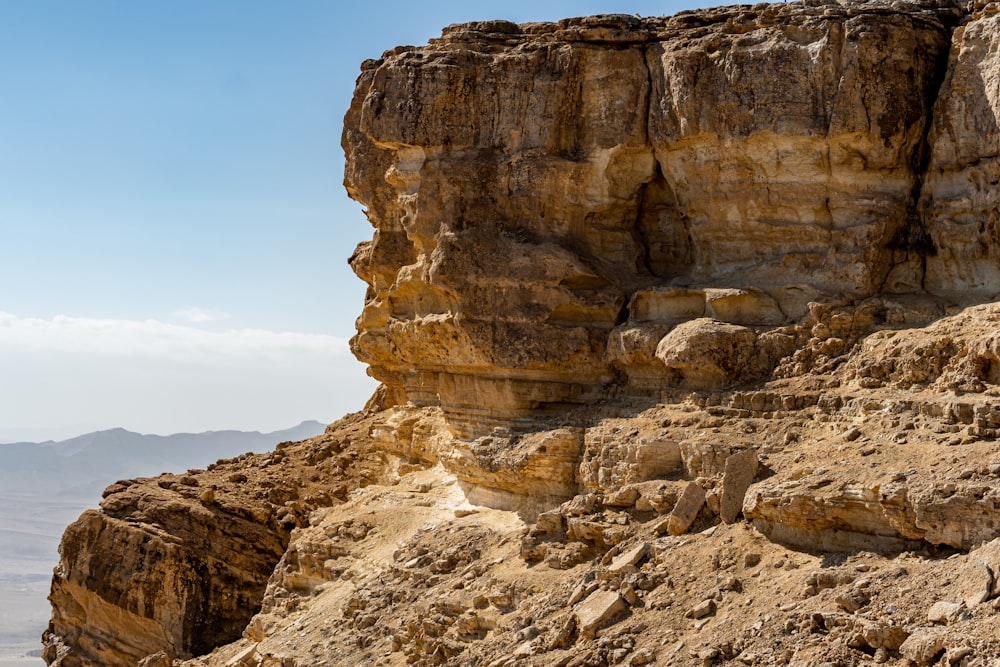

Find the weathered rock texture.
[
  {"left": 43, "top": 2, "right": 1000, "bottom": 666},
  {"left": 344, "top": 0, "right": 979, "bottom": 439},
  {"left": 43, "top": 420, "right": 387, "bottom": 667}
]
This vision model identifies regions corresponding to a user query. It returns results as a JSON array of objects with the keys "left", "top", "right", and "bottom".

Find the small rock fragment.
[
  {"left": 859, "top": 623, "right": 909, "bottom": 651},
  {"left": 946, "top": 646, "right": 973, "bottom": 664},
  {"left": 719, "top": 576, "right": 742, "bottom": 592},
  {"left": 549, "top": 615, "right": 576, "bottom": 650},
  {"left": 899, "top": 630, "right": 946, "bottom": 666},
  {"left": 955, "top": 538, "right": 1000, "bottom": 606},
  {"left": 223, "top": 644, "right": 259, "bottom": 667},
  {"left": 667, "top": 482, "right": 706, "bottom": 536},
  {"left": 608, "top": 542, "right": 651, "bottom": 575},
  {"left": 686, "top": 599, "right": 716, "bottom": 619},
  {"left": 630, "top": 648, "right": 655, "bottom": 665},
  {"left": 605, "top": 486, "right": 640, "bottom": 508},
  {"left": 575, "top": 590, "right": 627, "bottom": 638},
  {"left": 568, "top": 580, "right": 597, "bottom": 606},
  {"left": 927, "top": 600, "right": 964, "bottom": 624}
]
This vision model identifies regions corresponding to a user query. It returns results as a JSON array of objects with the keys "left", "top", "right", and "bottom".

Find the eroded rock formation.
[
  {"left": 43, "top": 421, "right": 387, "bottom": 667},
  {"left": 43, "top": 2, "right": 1000, "bottom": 666},
  {"left": 344, "top": 0, "right": 976, "bottom": 438}
]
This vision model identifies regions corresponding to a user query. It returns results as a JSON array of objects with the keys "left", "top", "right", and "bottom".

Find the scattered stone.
[
  {"left": 608, "top": 542, "right": 651, "bottom": 575},
  {"left": 549, "top": 615, "right": 576, "bottom": 650},
  {"left": 956, "top": 538, "right": 1000, "bottom": 606},
  {"left": 720, "top": 449, "right": 758, "bottom": 523},
  {"left": 666, "top": 482, "right": 706, "bottom": 536},
  {"left": 835, "top": 583, "right": 871, "bottom": 613},
  {"left": 575, "top": 590, "right": 627, "bottom": 638},
  {"left": 945, "top": 646, "right": 974, "bottom": 664},
  {"left": 719, "top": 576, "right": 742, "bottom": 592},
  {"left": 858, "top": 623, "right": 910, "bottom": 651},
  {"left": 927, "top": 600, "right": 964, "bottom": 624},
  {"left": 899, "top": 630, "right": 947, "bottom": 666},
  {"left": 743, "top": 553, "right": 762, "bottom": 568},
  {"left": 705, "top": 487, "right": 721, "bottom": 516},
  {"left": 695, "top": 647, "right": 719, "bottom": 663},
  {"left": 511, "top": 640, "right": 534, "bottom": 657},
  {"left": 568, "top": 580, "right": 598, "bottom": 606},
  {"left": 224, "top": 644, "right": 259, "bottom": 667},
  {"left": 605, "top": 486, "right": 640, "bottom": 508},
  {"left": 686, "top": 599, "right": 716, "bottom": 619},
  {"left": 630, "top": 648, "right": 655, "bottom": 665}
]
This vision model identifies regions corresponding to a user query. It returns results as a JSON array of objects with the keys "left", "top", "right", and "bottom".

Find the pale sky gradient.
[{"left": 1, "top": 0, "right": 702, "bottom": 442}]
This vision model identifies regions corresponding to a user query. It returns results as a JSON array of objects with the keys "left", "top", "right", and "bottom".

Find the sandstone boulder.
[{"left": 655, "top": 319, "right": 757, "bottom": 389}]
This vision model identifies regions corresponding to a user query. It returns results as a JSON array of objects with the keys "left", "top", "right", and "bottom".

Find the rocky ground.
[{"left": 109, "top": 302, "right": 1000, "bottom": 667}]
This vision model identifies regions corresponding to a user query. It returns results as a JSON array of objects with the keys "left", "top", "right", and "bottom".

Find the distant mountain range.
[{"left": 0, "top": 421, "right": 327, "bottom": 498}]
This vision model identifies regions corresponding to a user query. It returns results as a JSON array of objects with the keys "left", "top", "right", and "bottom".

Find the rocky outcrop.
[
  {"left": 44, "top": 487, "right": 287, "bottom": 666},
  {"left": 43, "top": 419, "right": 387, "bottom": 667},
  {"left": 338, "top": 0, "right": 1000, "bottom": 523},
  {"left": 43, "top": 2, "right": 1000, "bottom": 666},
  {"left": 344, "top": 1, "right": 980, "bottom": 438}
]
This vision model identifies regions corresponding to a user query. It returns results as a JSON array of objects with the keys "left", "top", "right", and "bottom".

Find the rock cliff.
[
  {"left": 345, "top": 0, "right": 970, "bottom": 435},
  {"left": 43, "top": 1, "right": 1000, "bottom": 666}
]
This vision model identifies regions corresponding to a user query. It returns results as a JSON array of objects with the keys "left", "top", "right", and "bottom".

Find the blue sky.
[{"left": 0, "top": 0, "right": 703, "bottom": 441}]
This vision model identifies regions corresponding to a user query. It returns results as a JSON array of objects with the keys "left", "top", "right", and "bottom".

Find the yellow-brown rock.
[
  {"left": 344, "top": 2, "right": 971, "bottom": 436},
  {"left": 923, "top": 9, "right": 1000, "bottom": 295},
  {"left": 46, "top": 2, "right": 1000, "bottom": 666},
  {"left": 42, "top": 421, "right": 387, "bottom": 667}
]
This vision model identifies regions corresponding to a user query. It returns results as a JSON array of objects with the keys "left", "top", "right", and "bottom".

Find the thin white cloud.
[
  {"left": 0, "top": 311, "right": 352, "bottom": 365},
  {"left": 0, "top": 311, "right": 376, "bottom": 439},
  {"left": 171, "top": 306, "right": 230, "bottom": 323}
]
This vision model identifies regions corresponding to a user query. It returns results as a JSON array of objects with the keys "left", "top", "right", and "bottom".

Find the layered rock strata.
[
  {"left": 43, "top": 2, "right": 1000, "bottom": 666},
  {"left": 344, "top": 0, "right": 982, "bottom": 438}
]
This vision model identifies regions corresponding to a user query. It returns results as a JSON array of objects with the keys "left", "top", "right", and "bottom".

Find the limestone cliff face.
[
  {"left": 344, "top": 1, "right": 980, "bottom": 438},
  {"left": 44, "top": 2, "right": 1000, "bottom": 666}
]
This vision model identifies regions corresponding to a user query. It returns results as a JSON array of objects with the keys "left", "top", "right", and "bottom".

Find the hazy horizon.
[{"left": 0, "top": 417, "right": 327, "bottom": 445}]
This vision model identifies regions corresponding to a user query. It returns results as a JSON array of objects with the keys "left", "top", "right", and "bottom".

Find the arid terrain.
[
  {"left": 0, "top": 424, "right": 324, "bottom": 666},
  {"left": 38, "top": 0, "right": 1000, "bottom": 665}
]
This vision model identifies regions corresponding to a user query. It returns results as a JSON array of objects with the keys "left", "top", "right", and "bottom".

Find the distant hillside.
[{"left": 0, "top": 421, "right": 327, "bottom": 498}]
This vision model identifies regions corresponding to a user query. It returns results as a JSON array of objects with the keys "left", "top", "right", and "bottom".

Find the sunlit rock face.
[
  {"left": 48, "top": 2, "right": 1000, "bottom": 665},
  {"left": 42, "top": 427, "right": 387, "bottom": 667},
  {"left": 343, "top": 2, "right": 977, "bottom": 437},
  {"left": 923, "top": 12, "right": 1000, "bottom": 295}
]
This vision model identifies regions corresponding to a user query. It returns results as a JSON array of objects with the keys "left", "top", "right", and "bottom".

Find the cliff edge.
[{"left": 43, "top": 1, "right": 1000, "bottom": 665}]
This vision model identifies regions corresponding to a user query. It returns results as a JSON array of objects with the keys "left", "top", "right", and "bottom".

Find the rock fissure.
[{"left": 886, "top": 14, "right": 963, "bottom": 294}]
